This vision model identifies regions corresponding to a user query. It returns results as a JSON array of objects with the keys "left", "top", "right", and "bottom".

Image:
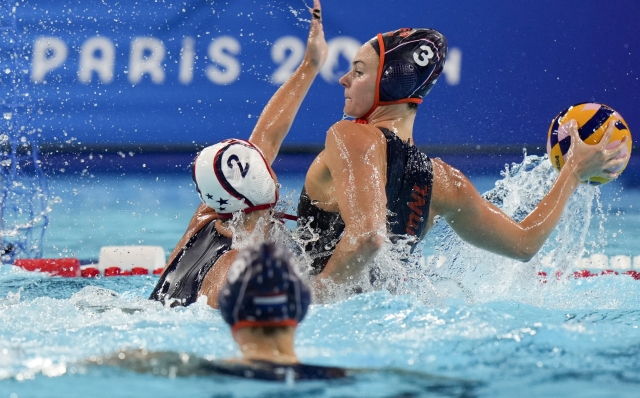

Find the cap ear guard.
[{"left": 380, "top": 60, "right": 419, "bottom": 101}]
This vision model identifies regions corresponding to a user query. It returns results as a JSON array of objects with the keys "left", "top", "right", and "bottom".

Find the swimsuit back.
[
  {"left": 297, "top": 127, "right": 433, "bottom": 273},
  {"left": 149, "top": 220, "right": 232, "bottom": 306}
]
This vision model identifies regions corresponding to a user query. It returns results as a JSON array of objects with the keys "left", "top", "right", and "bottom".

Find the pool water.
[{"left": 1, "top": 155, "right": 640, "bottom": 397}]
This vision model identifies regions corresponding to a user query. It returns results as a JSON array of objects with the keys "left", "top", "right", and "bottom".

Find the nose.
[{"left": 339, "top": 72, "right": 349, "bottom": 88}]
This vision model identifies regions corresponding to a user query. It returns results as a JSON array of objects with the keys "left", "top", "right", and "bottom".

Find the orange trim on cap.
[{"left": 231, "top": 319, "right": 299, "bottom": 332}]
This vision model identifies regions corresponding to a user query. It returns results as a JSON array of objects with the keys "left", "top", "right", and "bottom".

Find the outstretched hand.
[
  {"left": 564, "top": 119, "right": 630, "bottom": 182},
  {"left": 304, "top": 0, "right": 328, "bottom": 70}
]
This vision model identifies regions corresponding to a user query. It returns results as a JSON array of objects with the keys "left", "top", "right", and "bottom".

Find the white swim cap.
[{"left": 192, "top": 139, "right": 277, "bottom": 218}]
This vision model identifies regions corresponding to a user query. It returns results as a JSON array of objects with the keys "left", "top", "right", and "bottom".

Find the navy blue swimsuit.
[
  {"left": 149, "top": 220, "right": 232, "bottom": 307},
  {"left": 297, "top": 127, "right": 433, "bottom": 273}
]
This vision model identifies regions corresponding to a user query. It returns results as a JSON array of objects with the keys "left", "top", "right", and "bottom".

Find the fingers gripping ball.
[{"left": 547, "top": 102, "right": 632, "bottom": 185}]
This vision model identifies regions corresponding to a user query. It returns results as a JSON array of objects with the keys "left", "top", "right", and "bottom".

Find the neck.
[
  {"left": 215, "top": 209, "right": 271, "bottom": 239},
  {"left": 233, "top": 327, "right": 299, "bottom": 365},
  {"left": 365, "top": 104, "right": 417, "bottom": 144}
]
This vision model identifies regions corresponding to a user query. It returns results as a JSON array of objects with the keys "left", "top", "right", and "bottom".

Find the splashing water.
[
  {"left": 0, "top": 2, "right": 51, "bottom": 261},
  {"left": 325, "top": 155, "right": 609, "bottom": 307}
]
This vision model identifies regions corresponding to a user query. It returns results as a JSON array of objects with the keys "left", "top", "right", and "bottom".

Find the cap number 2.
[
  {"left": 227, "top": 155, "right": 250, "bottom": 178},
  {"left": 413, "top": 45, "right": 434, "bottom": 67}
]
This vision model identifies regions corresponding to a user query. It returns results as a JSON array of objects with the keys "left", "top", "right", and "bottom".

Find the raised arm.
[
  {"left": 248, "top": 0, "right": 328, "bottom": 164},
  {"left": 315, "top": 121, "right": 388, "bottom": 283},
  {"left": 432, "top": 120, "right": 629, "bottom": 261}
]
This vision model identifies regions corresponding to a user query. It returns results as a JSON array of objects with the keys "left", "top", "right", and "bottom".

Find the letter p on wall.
[{"left": 31, "top": 37, "right": 68, "bottom": 83}]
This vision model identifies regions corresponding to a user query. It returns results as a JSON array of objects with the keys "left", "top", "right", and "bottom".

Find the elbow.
[
  {"left": 349, "top": 229, "right": 386, "bottom": 256},
  {"left": 360, "top": 231, "right": 386, "bottom": 254},
  {"left": 512, "top": 246, "right": 538, "bottom": 262}
]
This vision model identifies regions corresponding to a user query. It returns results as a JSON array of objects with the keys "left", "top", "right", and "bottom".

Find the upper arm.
[
  {"left": 198, "top": 249, "right": 238, "bottom": 309},
  {"left": 165, "top": 203, "right": 217, "bottom": 270},
  {"left": 324, "top": 121, "right": 387, "bottom": 233},
  {"left": 431, "top": 160, "right": 534, "bottom": 260}
]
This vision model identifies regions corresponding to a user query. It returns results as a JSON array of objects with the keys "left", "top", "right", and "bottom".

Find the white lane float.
[{"left": 423, "top": 254, "right": 640, "bottom": 282}]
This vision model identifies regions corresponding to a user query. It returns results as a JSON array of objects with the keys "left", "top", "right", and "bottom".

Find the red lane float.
[
  {"left": 537, "top": 269, "right": 640, "bottom": 283},
  {"left": 12, "top": 246, "right": 166, "bottom": 278},
  {"left": 14, "top": 258, "right": 81, "bottom": 277}
]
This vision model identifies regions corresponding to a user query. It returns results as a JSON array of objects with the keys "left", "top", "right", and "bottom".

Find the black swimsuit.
[
  {"left": 149, "top": 220, "right": 232, "bottom": 307},
  {"left": 202, "top": 359, "right": 347, "bottom": 381},
  {"left": 297, "top": 127, "right": 433, "bottom": 273}
]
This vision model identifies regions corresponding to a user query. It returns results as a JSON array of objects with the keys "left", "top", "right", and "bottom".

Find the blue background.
[{"left": 3, "top": 0, "right": 639, "bottom": 153}]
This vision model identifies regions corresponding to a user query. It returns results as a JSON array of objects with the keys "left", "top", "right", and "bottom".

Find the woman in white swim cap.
[{"left": 149, "top": 0, "right": 327, "bottom": 308}]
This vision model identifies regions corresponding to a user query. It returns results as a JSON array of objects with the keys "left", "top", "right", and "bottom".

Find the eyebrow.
[{"left": 352, "top": 60, "right": 365, "bottom": 67}]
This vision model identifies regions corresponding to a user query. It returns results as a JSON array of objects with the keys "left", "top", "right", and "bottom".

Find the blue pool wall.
[{"left": 2, "top": 0, "right": 637, "bottom": 166}]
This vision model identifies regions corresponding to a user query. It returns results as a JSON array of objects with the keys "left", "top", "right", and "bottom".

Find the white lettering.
[
  {"left": 320, "top": 37, "right": 361, "bottom": 83},
  {"left": 128, "top": 37, "right": 166, "bottom": 84},
  {"left": 442, "top": 47, "right": 462, "bottom": 85},
  {"left": 270, "top": 36, "right": 305, "bottom": 85},
  {"left": 31, "top": 37, "right": 68, "bottom": 83},
  {"left": 179, "top": 36, "right": 195, "bottom": 85},
  {"left": 206, "top": 36, "right": 240, "bottom": 85},
  {"left": 413, "top": 45, "right": 434, "bottom": 67},
  {"left": 78, "top": 37, "right": 115, "bottom": 84}
]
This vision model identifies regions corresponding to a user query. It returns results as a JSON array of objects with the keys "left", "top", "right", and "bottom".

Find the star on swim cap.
[{"left": 361, "top": 28, "right": 448, "bottom": 119}]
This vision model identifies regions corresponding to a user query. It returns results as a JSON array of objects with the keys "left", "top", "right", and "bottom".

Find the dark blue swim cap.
[
  {"left": 218, "top": 242, "right": 311, "bottom": 332},
  {"left": 360, "top": 28, "right": 447, "bottom": 120}
]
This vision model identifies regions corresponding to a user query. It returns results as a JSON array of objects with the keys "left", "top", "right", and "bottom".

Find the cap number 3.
[{"left": 413, "top": 45, "right": 434, "bottom": 67}]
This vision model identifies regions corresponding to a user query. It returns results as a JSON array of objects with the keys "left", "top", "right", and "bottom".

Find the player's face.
[{"left": 339, "top": 44, "right": 379, "bottom": 118}]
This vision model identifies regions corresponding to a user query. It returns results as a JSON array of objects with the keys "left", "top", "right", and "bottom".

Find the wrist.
[
  {"left": 301, "top": 57, "right": 322, "bottom": 73},
  {"left": 561, "top": 159, "right": 582, "bottom": 186}
]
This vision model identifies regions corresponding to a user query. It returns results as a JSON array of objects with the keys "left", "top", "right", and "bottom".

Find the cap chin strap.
[
  {"left": 216, "top": 203, "right": 276, "bottom": 219},
  {"left": 355, "top": 33, "right": 423, "bottom": 125},
  {"left": 216, "top": 203, "right": 299, "bottom": 221}
]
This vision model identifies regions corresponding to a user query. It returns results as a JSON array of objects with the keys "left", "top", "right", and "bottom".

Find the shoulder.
[
  {"left": 325, "top": 120, "right": 385, "bottom": 154},
  {"left": 430, "top": 158, "right": 476, "bottom": 216}
]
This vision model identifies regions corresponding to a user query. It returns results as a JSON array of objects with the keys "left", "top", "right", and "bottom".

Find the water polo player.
[
  {"left": 299, "top": 28, "right": 629, "bottom": 290},
  {"left": 213, "top": 242, "right": 346, "bottom": 380},
  {"left": 101, "top": 243, "right": 347, "bottom": 381},
  {"left": 149, "top": 0, "right": 327, "bottom": 308}
]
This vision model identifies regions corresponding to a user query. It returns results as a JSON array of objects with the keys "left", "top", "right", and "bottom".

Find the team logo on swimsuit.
[{"left": 413, "top": 45, "right": 434, "bottom": 67}]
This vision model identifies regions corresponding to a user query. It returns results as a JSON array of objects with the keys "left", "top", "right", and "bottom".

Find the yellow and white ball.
[{"left": 546, "top": 102, "right": 632, "bottom": 185}]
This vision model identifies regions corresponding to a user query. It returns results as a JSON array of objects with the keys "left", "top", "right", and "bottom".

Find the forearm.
[
  {"left": 249, "top": 60, "right": 320, "bottom": 163},
  {"left": 316, "top": 229, "right": 385, "bottom": 284},
  {"left": 516, "top": 161, "right": 581, "bottom": 253},
  {"left": 443, "top": 160, "right": 581, "bottom": 262}
]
